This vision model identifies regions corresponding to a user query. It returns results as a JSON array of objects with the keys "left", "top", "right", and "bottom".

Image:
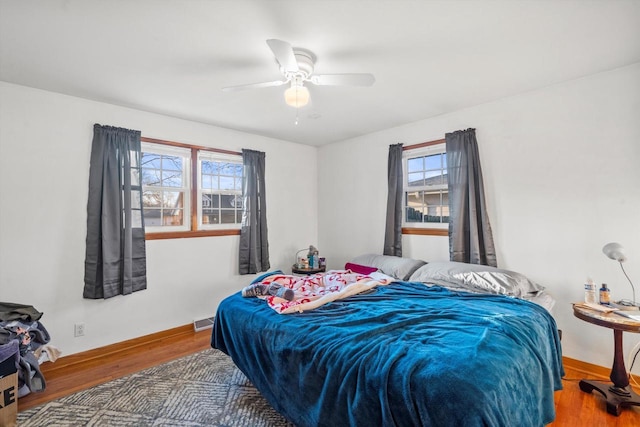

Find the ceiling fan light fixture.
[{"left": 284, "top": 84, "right": 310, "bottom": 108}]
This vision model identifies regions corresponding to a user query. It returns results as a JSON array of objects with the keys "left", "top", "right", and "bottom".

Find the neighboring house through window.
[{"left": 403, "top": 142, "right": 449, "bottom": 229}]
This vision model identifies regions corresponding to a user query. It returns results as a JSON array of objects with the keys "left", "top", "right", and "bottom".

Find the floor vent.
[{"left": 193, "top": 316, "right": 215, "bottom": 332}]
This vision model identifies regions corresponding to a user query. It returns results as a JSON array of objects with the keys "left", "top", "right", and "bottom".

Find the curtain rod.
[{"left": 402, "top": 138, "right": 445, "bottom": 151}]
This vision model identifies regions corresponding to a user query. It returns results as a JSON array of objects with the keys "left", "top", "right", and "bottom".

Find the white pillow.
[{"left": 408, "top": 261, "right": 544, "bottom": 297}]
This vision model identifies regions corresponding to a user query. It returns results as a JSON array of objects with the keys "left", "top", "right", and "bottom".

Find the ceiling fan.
[{"left": 222, "top": 39, "right": 375, "bottom": 108}]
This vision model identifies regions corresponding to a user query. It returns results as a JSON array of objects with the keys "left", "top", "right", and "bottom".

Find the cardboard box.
[{"left": 0, "top": 357, "right": 17, "bottom": 427}]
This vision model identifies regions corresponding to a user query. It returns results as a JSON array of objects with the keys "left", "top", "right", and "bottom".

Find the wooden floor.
[{"left": 18, "top": 328, "right": 640, "bottom": 426}]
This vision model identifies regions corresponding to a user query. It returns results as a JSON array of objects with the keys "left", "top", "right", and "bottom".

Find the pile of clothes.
[{"left": 0, "top": 302, "right": 59, "bottom": 397}]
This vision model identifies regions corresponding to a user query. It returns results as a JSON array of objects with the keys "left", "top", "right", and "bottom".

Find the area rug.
[{"left": 17, "top": 348, "right": 294, "bottom": 426}]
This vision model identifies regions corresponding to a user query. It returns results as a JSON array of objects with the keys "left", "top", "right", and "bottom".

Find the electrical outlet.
[{"left": 74, "top": 323, "right": 85, "bottom": 337}]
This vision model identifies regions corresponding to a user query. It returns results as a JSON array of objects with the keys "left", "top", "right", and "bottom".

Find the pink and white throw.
[{"left": 256, "top": 270, "right": 391, "bottom": 314}]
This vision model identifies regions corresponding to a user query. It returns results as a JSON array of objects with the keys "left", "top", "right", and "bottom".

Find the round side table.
[
  {"left": 291, "top": 265, "right": 326, "bottom": 275},
  {"left": 572, "top": 304, "right": 640, "bottom": 416}
]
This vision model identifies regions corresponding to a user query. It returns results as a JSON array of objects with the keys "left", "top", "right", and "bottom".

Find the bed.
[{"left": 211, "top": 255, "right": 564, "bottom": 426}]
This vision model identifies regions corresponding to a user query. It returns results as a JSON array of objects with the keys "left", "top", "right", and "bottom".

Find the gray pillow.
[
  {"left": 350, "top": 254, "right": 426, "bottom": 281},
  {"left": 408, "top": 261, "right": 544, "bottom": 297}
]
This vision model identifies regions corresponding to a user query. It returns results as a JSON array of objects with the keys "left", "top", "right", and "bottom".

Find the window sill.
[
  {"left": 145, "top": 229, "right": 241, "bottom": 240},
  {"left": 402, "top": 227, "right": 448, "bottom": 236}
]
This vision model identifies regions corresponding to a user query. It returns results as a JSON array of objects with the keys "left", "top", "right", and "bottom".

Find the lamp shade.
[
  {"left": 284, "top": 84, "right": 310, "bottom": 108},
  {"left": 603, "top": 242, "right": 627, "bottom": 262}
]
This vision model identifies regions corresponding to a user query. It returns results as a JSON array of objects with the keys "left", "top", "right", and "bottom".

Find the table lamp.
[{"left": 602, "top": 242, "right": 638, "bottom": 307}]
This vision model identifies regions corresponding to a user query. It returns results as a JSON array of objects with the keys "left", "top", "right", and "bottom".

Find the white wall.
[
  {"left": 318, "top": 63, "right": 640, "bottom": 372},
  {"left": 0, "top": 82, "right": 318, "bottom": 356}
]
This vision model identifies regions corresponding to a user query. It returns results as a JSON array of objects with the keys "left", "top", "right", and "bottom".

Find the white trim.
[
  {"left": 402, "top": 144, "right": 449, "bottom": 228},
  {"left": 196, "top": 151, "right": 243, "bottom": 230},
  {"left": 141, "top": 142, "right": 190, "bottom": 157},
  {"left": 141, "top": 142, "right": 191, "bottom": 233}
]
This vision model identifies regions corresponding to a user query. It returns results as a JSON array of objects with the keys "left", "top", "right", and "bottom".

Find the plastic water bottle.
[{"left": 584, "top": 278, "right": 596, "bottom": 304}]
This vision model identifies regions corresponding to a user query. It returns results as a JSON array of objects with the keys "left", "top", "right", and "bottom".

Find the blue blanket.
[{"left": 212, "top": 281, "right": 564, "bottom": 427}]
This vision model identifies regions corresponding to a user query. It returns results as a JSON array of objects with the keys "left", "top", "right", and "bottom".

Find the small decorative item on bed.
[{"left": 212, "top": 255, "right": 563, "bottom": 426}]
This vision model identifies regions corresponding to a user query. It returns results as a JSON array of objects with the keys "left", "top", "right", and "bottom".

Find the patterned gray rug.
[{"left": 17, "top": 349, "right": 294, "bottom": 426}]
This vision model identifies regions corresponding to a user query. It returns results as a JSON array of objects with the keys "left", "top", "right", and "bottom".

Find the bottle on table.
[
  {"left": 584, "top": 278, "right": 597, "bottom": 304},
  {"left": 599, "top": 283, "right": 611, "bottom": 305}
]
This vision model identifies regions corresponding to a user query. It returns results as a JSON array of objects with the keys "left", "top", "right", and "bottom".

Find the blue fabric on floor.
[{"left": 212, "top": 281, "right": 564, "bottom": 427}]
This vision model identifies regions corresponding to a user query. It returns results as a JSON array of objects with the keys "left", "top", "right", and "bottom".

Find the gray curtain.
[
  {"left": 239, "top": 149, "right": 270, "bottom": 274},
  {"left": 383, "top": 143, "right": 403, "bottom": 256},
  {"left": 446, "top": 128, "right": 497, "bottom": 267},
  {"left": 84, "top": 124, "right": 147, "bottom": 299}
]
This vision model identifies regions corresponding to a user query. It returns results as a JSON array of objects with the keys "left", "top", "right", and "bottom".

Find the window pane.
[
  {"left": 163, "top": 191, "right": 183, "bottom": 208},
  {"left": 201, "top": 194, "right": 213, "bottom": 208},
  {"left": 162, "top": 171, "right": 182, "bottom": 187},
  {"left": 130, "top": 168, "right": 140, "bottom": 186},
  {"left": 231, "top": 195, "right": 243, "bottom": 208},
  {"left": 407, "top": 157, "right": 423, "bottom": 173},
  {"left": 220, "top": 209, "right": 236, "bottom": 224},
  {"left": 405, "top": 191, "right": 424, "bottom": 223},
  {"left": 235, "top": 177, "right": 242, "bottom": 190},
  {"left": 424, "top": 191, "right": 441, "bottom": 206},
  {"left": 233, "top": 164, "right": 243, "bottom": 177},
  {"left": 442, "top": 172, "right": 448, "bottom": 186},
  {"left": 408, "top": 172, "right": 424, "bottom": 187},
  {"left": 143, "top": 191, "right": 162, "bottom": 208},
  {"left": 210, "top": 194, "right": 220, "bottom": 208},
  {"left": 220, "top": 163, "right": 237, "bottom": 176},
  {"left": 204, "top": 210, "right": 219, "bottom": 224},
  {"left": 143, "top": 209, "right": 162, "bottom": 226},
  {"left": 141, "top": 153, "right": 161, "bottom": 168},
  {"left": 220, "top": 176, "right": 235, "bottom": 191},
  {"left": 236, "top": 211, "right": 243, "bottom": 223},
  {"left": 130, "top": 150, "right": 139, "bottom": 168},
  {"left": 163, "top": 209, "right": 183, "bottom": 226},
  {"left": 202, "top": 161, "right": 216, "bottom": 174},
  {"left": 131, "top": 190, "right": 141, "bottom": 208},
  {"left": 162, "top": 155, "right": 182, "bottom": 171},
  {"left": 131, "top": 209, "right": 142, "bottom": 228},
  {"left": 424, "top": 171, "right": 442, "bottom": 186},
  {"left": 442, "top": 153, "right": 447, "bottom": 168},
  {"left": 425, "top": 154, "right": 441, "bottom": 170},
  {"left": 202, "top": 174, "right": 213, "bottom": 190},
  {"left": 142, "top": 169, "right": 162, "bottom": 186},
  {"left": 406, "top": 207, "right": 424, "bottom": 222}
]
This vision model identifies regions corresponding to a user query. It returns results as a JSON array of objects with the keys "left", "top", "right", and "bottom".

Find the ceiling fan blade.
[
  {"left": 222, "top": 80, "right": 288, "bottom": 92},
  {"left": 309, "top": 73, "right": 375, "bottom": 87},
  {"left": 266, "top": 39, "right": 299, "bottom": 74}
]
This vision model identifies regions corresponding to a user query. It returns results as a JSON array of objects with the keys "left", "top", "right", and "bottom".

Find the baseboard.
[
  {"left": 563, "top": 356, "right": 640, "bottom": 386},
  {"left": 40, "top": 323, "right": 196, "bottom": 376}
]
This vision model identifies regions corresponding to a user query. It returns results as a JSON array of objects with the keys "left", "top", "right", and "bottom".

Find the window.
[
  {"left": 141, "top": 144, "right": 191, "bottom": 232},
  {"left": 198, "top": 151, "right": 243, "bottom": 229},
  {"left": 403, "top": 143, "right": 449, "bottom": 228},
  {"left": 140, "top": 138, "right": 243, "bottom": 239}
]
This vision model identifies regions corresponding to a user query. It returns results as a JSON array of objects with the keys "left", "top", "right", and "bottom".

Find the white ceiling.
[{"left": 1, "top": 0, "right": 639, "bottom": 146}]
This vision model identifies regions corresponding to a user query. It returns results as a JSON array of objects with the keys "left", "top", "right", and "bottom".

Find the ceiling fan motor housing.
[{"left": 286, "top": 49, "right": 315, "bottom": 80}]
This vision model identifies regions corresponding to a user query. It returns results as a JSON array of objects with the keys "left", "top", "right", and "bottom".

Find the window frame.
[
  {"left": 140, "top": 137, "right": 242, "bottom": 240},
  {"left": 197, "top": 151, "right": 244, "bottom": 231},
  {"left": 401, "top": 139, "right": 449, "bottom": 237},
  {"left": 141, "top": 142, "right": 192, "bottom": 233}
]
